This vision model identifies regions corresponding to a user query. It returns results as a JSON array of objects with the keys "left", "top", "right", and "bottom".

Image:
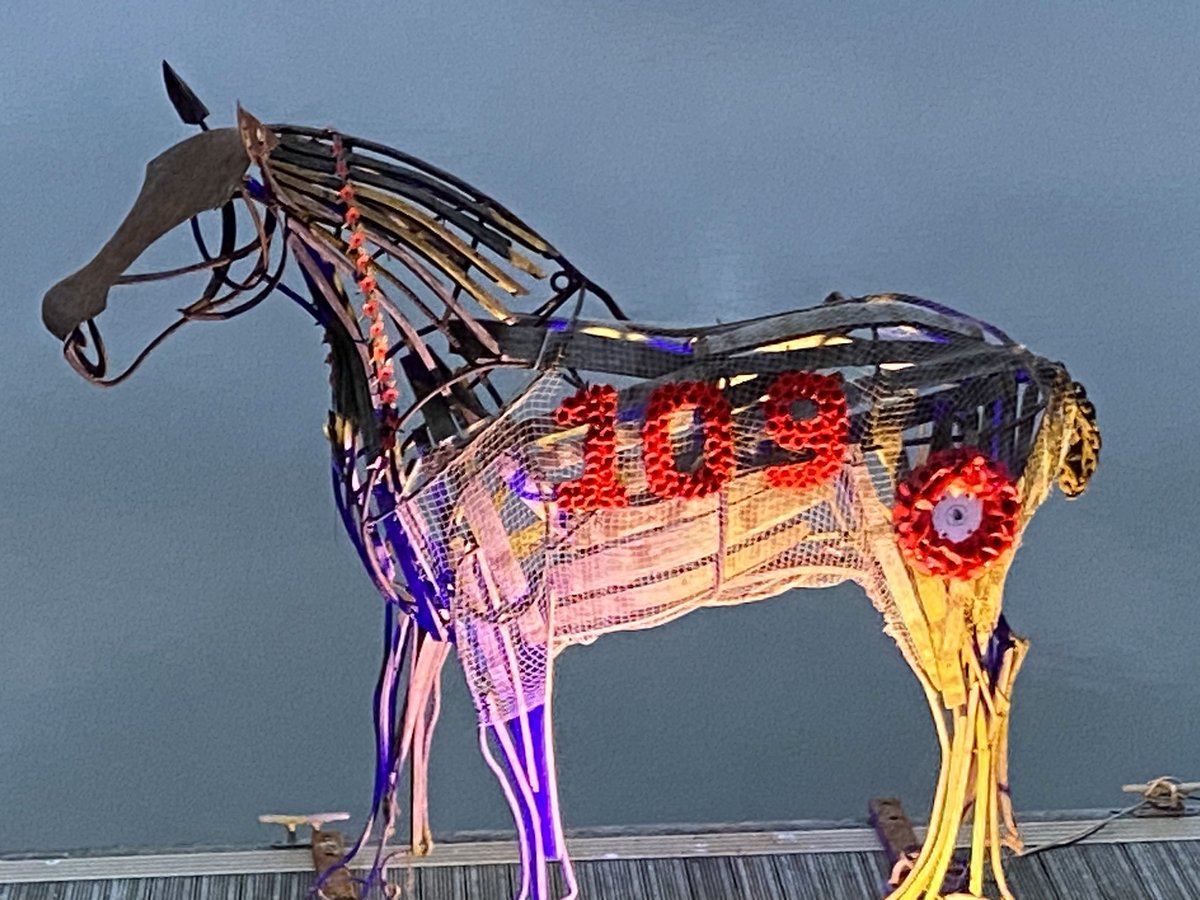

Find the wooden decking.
[{"left": 3, "top": 816, "right": 1199, "bottom": 898}]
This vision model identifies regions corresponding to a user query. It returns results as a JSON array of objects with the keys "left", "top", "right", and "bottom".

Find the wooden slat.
[
  {"left": 6, "top": 820, "right": 1200, "bottom": 899},
  {"left": 698, "top": 300, "right": 986, "bottom": 355},
  {"left": 774, "top": 851, "right": 883, "bottom": 899},
  {"left": 482, "top": 319, "right": 978, "bottom": 372},
  {"left": 7, "top": 819, "right": 1200, "bottom": 882},
  {"left": 1032, "top": 841, "right": 1146, "bottom": 899},
  {"left": 683, "top": 856, "right": 743, "bottom": 898},
  {"left": 639, "top": 857, "right": 698, "bottom": 900},
  {"left": 999, "top": 855, "right": 1065, "bottom": 899},
  {"left": 1123, "top": 841, "right": 1200, "bottom": 897},
  {"left": 574, "top": 858, "right": 644, "bottom": 898},
  {"left": 728, "top": 854, "right": 787, "bottom": 899},
  {"left": 452, "top": 862, "right": 515, "bottom": 900}
]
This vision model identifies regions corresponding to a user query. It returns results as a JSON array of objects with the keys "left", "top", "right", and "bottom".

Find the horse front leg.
[
  {"left": 886, "top": 616, "right": 1027, "bottom": 900},
  {"left": 456, "top": 536, "right": 576, "bottom": 898},
  {"left": 406, "top": 634, "right": 451, "bottom": 857},
  {"left": 476, "top": 664, "right": 577, "bottom": 900}
]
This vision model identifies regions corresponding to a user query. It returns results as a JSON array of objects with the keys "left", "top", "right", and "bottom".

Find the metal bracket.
[
  {"left": 257, "top": 811, "right": 351, "bottom": 849},
  {"left": 869, "top": 797, "right": 967, "bottom": 896}
]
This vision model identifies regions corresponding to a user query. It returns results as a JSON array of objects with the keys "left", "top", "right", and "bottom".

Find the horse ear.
[
  {"left": 162, "top": 61, "right": 209, "bottom": 126},
  {"left": 236, "top": 103, "right": 278, "bottom": 161}
]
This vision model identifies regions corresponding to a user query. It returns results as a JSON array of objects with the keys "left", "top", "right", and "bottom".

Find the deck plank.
[{"left": 5, "top": 826, "right": 1200, "bottom": 899}]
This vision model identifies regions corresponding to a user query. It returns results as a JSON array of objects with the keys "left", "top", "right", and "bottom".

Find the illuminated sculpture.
[{"left": 42, "top": 66, "right": 1099, "bottom": 899}]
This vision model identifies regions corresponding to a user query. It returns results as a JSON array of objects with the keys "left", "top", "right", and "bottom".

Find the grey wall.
[{"left": 1, "top": 1, "right": 1197, "bottom": 853}]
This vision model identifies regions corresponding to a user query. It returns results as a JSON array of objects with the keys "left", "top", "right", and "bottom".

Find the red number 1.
[{"left": 552, "top": 385, "right": 628, "bottom": 511}]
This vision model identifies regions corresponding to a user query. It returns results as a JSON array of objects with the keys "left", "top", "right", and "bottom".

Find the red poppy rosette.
[{"left": 892, "top": 447, "right": 1021, "bottom": 579}]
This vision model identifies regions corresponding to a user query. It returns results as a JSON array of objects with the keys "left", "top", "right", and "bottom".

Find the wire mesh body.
[{"left": 391, "top": 301, "right": 1070, "bottom": 727}]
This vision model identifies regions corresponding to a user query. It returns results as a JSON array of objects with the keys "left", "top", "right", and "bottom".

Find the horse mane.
[{"left": 253, "top": 123, "right": 632, "bottom": 461}]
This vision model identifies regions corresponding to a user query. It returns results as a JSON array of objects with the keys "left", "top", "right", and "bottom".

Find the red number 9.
[{"left": 763, "top": 371, "right": 849, "bottom": 490}]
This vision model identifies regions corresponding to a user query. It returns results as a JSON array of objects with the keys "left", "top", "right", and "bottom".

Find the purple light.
[
  {"left": 507, "top": 465, "right": 550, "bottom": 502},
  {"left": 647, "top": 335, "right": 693, "bottom": 354}
]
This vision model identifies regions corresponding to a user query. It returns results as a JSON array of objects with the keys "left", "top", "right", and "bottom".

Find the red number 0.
[{"left": 642, "top": 381, "right": 734, "bottom": 499}]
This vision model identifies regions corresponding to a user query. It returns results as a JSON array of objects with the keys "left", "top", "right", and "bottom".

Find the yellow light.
[
  {"left": 580, "top": 326, "right": 647, "bottom": 342},
  {"left": 756, "top": 334, "right": 853, "bottom": 353},
  {"left": 536, "top": 424, "right": 587, "bottom": 446}
]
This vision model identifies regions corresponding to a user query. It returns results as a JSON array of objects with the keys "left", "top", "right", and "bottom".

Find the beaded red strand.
[{"left": 331, "top": 135, "right": 399, "bottom": 410}]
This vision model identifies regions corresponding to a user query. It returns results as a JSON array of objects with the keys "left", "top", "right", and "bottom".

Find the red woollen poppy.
[{"left": 892, "top": 447, "right": 1021, "bottom": 580}]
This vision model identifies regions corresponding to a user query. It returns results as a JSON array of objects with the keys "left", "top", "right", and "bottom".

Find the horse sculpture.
[{"left": 42, "top": 66, "right": 1099, "bottom": 899}]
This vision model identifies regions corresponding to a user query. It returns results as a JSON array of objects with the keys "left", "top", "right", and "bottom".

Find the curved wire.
[
  {"left": 115, "top": 207, "right": 251, "bottom": 285},
  {"left": 62, "top": 205, "right": 286, "bottom": 388},
  {"left": 63, "top": 319, "right": 108, "bottom": 380}
]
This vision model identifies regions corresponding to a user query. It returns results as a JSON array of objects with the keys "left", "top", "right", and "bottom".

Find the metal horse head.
[{"left": 43, "top": 66, "right": 1099, "bottom": 900}]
